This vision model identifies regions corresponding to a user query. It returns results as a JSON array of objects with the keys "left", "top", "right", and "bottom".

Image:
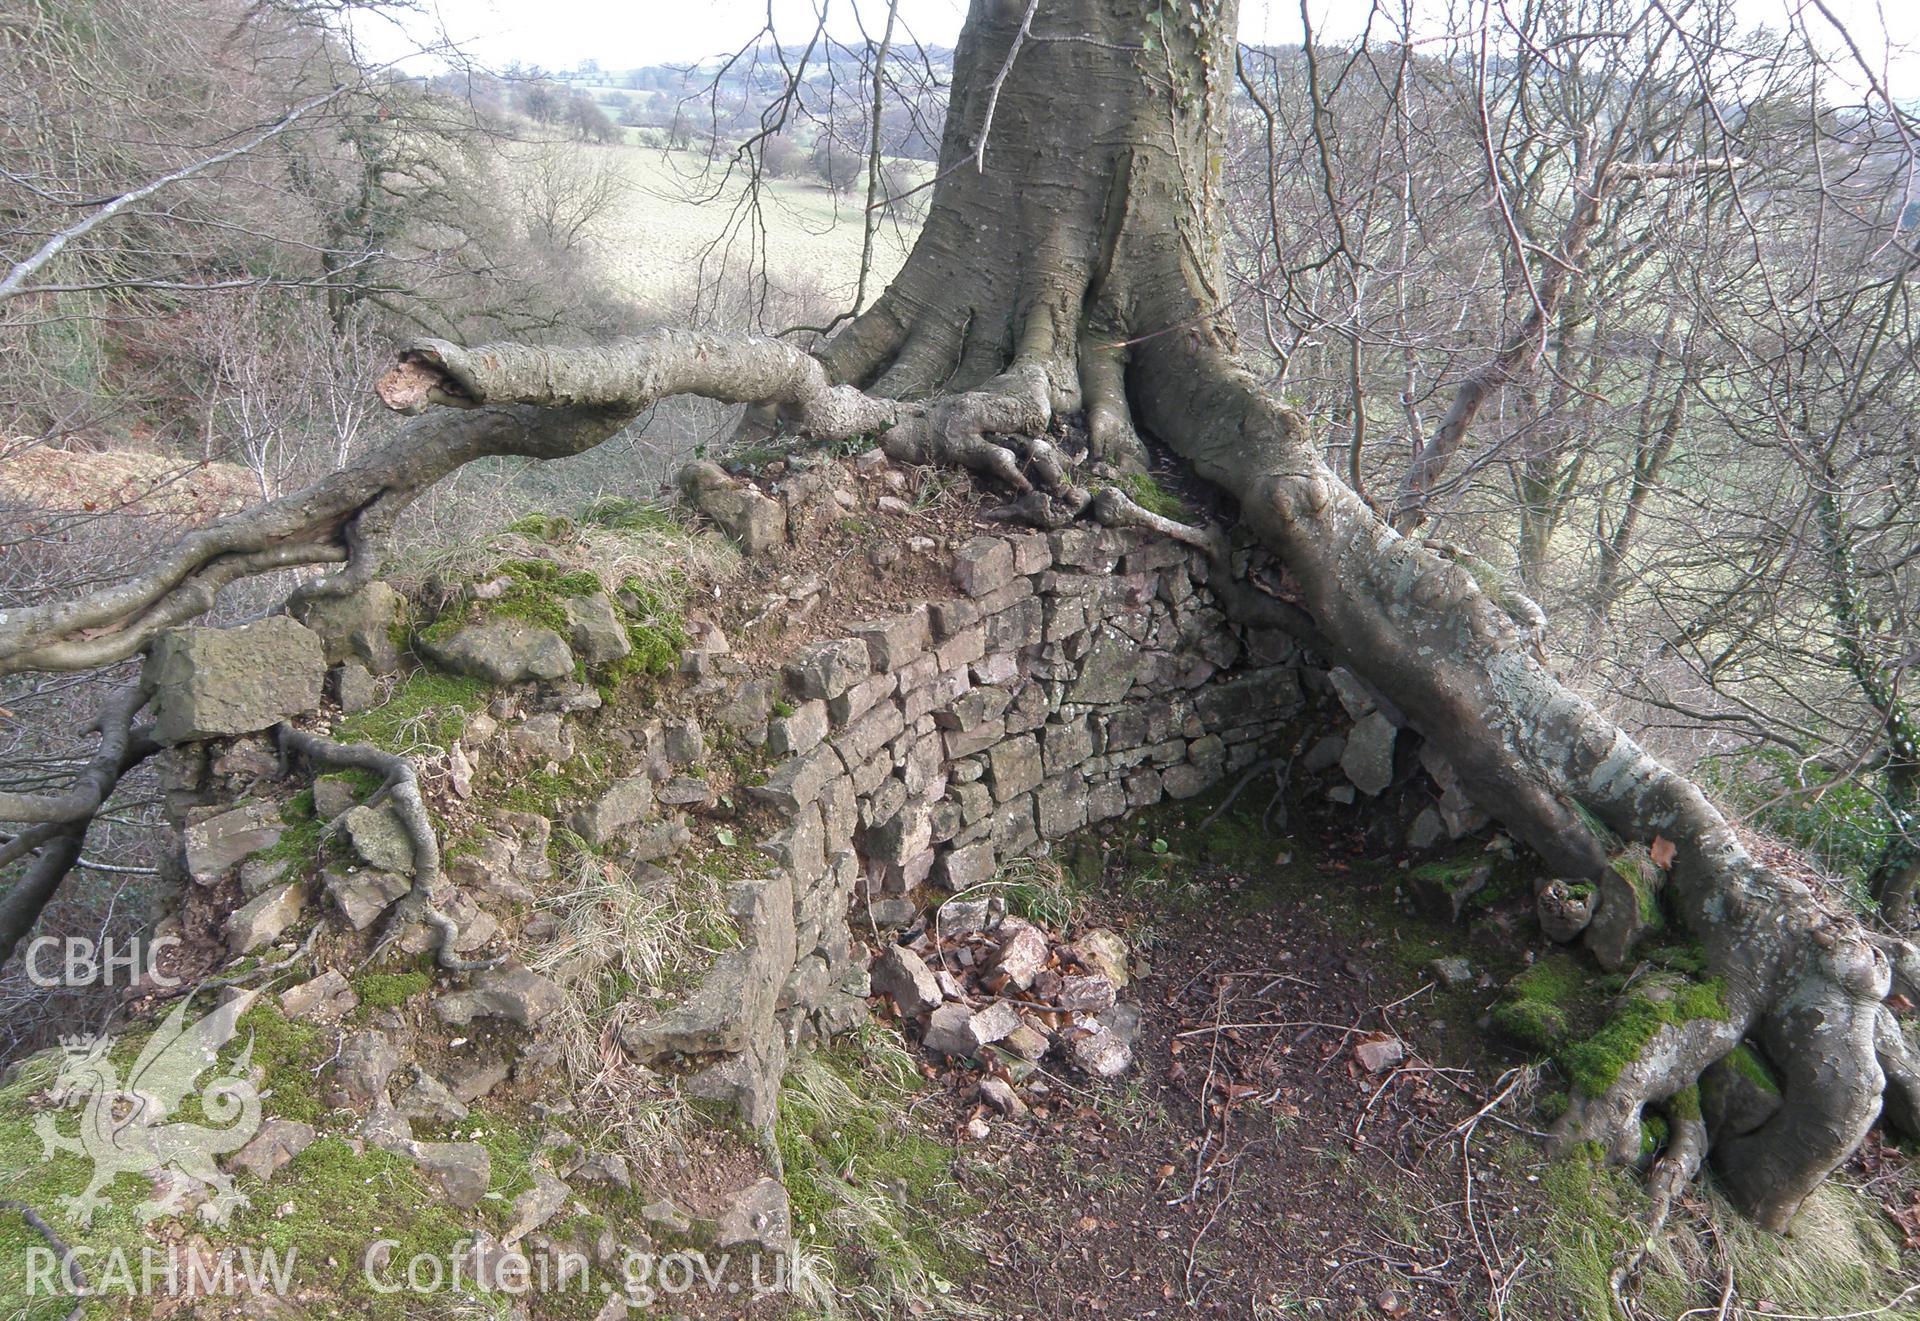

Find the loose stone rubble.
[{"left": 876, "top": 898, "right": 1144, "bottom": 1108}]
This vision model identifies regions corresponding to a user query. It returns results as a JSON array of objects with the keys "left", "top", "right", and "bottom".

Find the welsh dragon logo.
[{"left": 34, "top": 988, "right": 264, "bottom": 1228}]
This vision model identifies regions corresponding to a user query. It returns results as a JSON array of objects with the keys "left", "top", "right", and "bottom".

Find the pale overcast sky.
[{"left": 365, "top": 0, "right": 1918, "bottom": 94}]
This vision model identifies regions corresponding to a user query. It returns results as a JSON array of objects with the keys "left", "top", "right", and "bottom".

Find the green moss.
[
  {"left": 318, "top": 766, "right": 384, "bottom": 798},
  {"left": 1646, "top": 942, "right": 1709, "bottom": 976},
  {"left": 1668, "top": 1083, "right": 1702, "bottom": 1122},
  {"left": 415, "top": 557, "right": 601, "bottom": 653},
  {"left": 237, "top": 1004, "right": 326, "bottom": 1124},
  {"left": 552, "top": 1210, "right": 609, "bottom": 1241},
  {"left": 252, "top": 790, "right": 329, "bottom": 873},
  {"left": 1494, "top": 956, "right": 1729, "bottom": 1099},
  {"left": 1725, "top": 1043, "right": 1782, "bottom": 1096},
  {"left": 353, "top": 969, "right": 431, "bottom": 1010},
  {"left": 771, "top": 698, "right": 796, "bottom": 719},
  {"left": 777, "top": 1034, "right": 981, "bottom": 1303},
  {"left": 1559, "top": 977, "right": 1728, "bottom": 1098},
  {"left": 0, "top": 1060, "right": 158, "bottom": 1319},
  {"left": 490, "top": 762, "right": 585, "bottom": 820},
  {"left": 1489, "top": 956, "right": 1591, "bottom": 1052},
  {"left": 220, "top": 1136, "right": 473, "bottom": 1317},
  {"left": 1116, "top": 471, "right": 1188, "bottom": 519},
  {"left": 506, "top": 512, "right": 577, "bottom": 542},
  {"left": 595, "top": 576, "right": 687, "bottom": 699},
  {"left": 333, "top": 668, "right": 489, "bottom": 754},
  {"left": 1639, "top": 1114, "right": 1670, "bottom": 1157},
  {"left": 466, "top": 1109, "right": 539, "bottom": 1215}
]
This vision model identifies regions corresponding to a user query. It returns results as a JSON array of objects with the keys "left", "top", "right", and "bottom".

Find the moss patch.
[
  {"left": 353, "top": 969, "right": 432, "bottom": 1010},
  {"left": 219, "top": 1136, "right": 474, "bottom": 1318},
  {"left": 332, "top": 668, "right": 490, "bottom": 754},
  {"left": 238, "top": 1003, "right": 327, "bottom": 1124},
  {"left": 597, "top": 575, "right": 687, "bottom": 698},
  {"left": 252, "top": 790, "right": 330, "bottom": 874},
  {"left": 1116, "top": 471, "right": 1188, "bottom": 519},
  {"left": 1489, "top": 956, "right": 1595, "bottom": 1053},
  {"left": 1724, "top": 1042, "right": 1782, "bottom": 1096},
  {"left": 1494, "top": 957, "right": 1728, "bottom": 1098},
  {"left": 1560, "top": 978, "right": 1727, "bottom": 1098}
]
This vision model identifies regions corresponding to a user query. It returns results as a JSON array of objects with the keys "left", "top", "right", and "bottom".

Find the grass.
[
  {"left": 1522, "top": 1136, "right": 1920, "bottom": 1320},
  {"left": 776, "top": 1025, "right": 988, "bottom": 1317},
  {"left": 590, "top": 144, "right": 920, "bottom": 307},
  {"left": 955, "top": 854, "right": 1085, "bottom": 929},
  {"left": 514, "top": 839, "right": 754, "bottom": 1169}
]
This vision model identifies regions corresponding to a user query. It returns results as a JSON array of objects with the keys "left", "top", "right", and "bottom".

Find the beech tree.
[{"left": 4, "top": 0, "right": 1919, "bottom": 1237}]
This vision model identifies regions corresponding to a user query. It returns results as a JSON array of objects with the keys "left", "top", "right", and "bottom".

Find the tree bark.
[{"left": 809, "top": 0, "right": 1910, "bottom": 1230}]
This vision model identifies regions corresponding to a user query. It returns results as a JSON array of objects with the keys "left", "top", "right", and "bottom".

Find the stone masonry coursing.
[
  {"left": 621, "top": 513, "right": 1313, "bottom": 1125},
  {"left": 133, "top": 458, "right": 1370, "bottom": 1141}
]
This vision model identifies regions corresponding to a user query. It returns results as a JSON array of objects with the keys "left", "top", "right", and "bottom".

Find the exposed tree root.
[
  {"left": 0, "top": 686, "right": 158, "bottom": 969},
  {"left": 1116, "top": 335, "right": 1908, "bottom": 1229},
  {"left": 2, "top": 1198, "right": 87, "bottom": 1319},
  {"left": 275, "top": 725, "right": 502, "bottom": 973},
  {"left": 3, "top": 313, "right": 1909, "bottom": 1230}
]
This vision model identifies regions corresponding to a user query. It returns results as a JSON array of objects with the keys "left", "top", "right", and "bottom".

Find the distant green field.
[{"left": 584, "top": 143, "right": 922, "bottom": 315}]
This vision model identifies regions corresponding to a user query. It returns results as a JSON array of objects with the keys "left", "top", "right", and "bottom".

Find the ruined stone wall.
[
  {"left": 133, "top": 463, "right": 1325, "bottom": 1136},
  {"left": 621, "top": 521, "right": 1312, "bottom": 1122}
]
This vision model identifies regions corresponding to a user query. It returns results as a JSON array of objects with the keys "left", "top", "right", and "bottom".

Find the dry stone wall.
[
  {"left": 133, "top": 464, "right": 1336, "bottom": 1135},
  {"left": 624, "top": 515, "right": 1314, "bottom": 1123}
]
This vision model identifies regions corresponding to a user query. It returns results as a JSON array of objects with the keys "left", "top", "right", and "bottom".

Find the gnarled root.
[
  {"left": 0, "top": 686, "right": 158, "bottom": 970},
  {"left": 275, "top": 725, "right": 502, "bottom": 973},
  {"left": 1875, "top": 1000, "right": 1920, "bottom": 1138},
  {"left": 1714, "top": 935, "right": 1889, "bottom": 1230},
  {"left": 1551, "top": 1008, "right": 1746, "bottom": 1169}
]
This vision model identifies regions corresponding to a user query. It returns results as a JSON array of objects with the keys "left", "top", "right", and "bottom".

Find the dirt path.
[
  {"left": 892, "top": 796, "right": 1920, "bottom": 1321},
  {"left": 924, "top": 817, "right": 1552, "bottom": 1320}
]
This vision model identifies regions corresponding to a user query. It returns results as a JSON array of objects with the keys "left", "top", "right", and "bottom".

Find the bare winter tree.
[{"left": 5, "top": 0, "right": 1920, "bottom": 1239}]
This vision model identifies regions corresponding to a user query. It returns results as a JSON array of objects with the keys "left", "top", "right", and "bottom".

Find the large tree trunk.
[
  {"left": 4, "top": 0, "right": 1915, "bottom": 1234},
  {"left": 814, "top": 0, "right": 1917, "bottom": 1231}
]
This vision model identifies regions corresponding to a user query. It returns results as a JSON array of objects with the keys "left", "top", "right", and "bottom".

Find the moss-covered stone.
[
  {"left": 332, "top": 668, "right": 490, "bottom": 753},
  {"left": 353, "top": 969, "right": 432, "bottom": 1010},
  {"left": 1489, "top": 956, "right": 1593, "bottom": 1051}
]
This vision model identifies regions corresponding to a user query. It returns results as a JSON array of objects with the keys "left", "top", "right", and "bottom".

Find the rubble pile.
[{"left": 871, "top": 895, "right": 1141, "bottom": 1124}]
